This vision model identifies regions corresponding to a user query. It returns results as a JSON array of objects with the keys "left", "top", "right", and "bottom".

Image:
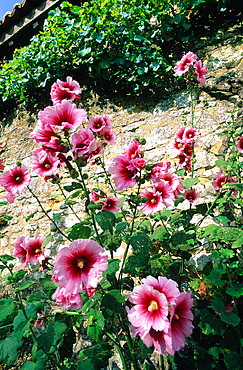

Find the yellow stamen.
[
  {"left": 150, "top": 198, "right": 157, "bottom": 204},
  {"left": 148, "top": 300, "right": 158, "bottom": 312},
  {"left": 174, "top": 313, "right": 180, "bottom": 320},
  {"left": 77, "top": 259, "right": 84, "bottom": 269}
]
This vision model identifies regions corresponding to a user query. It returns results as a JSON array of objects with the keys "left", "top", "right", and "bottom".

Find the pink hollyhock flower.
[
  {"left": 109, "top": 155, "right": 137, "bottom": 190},
  {"left": 53, "top": 239, "right": 108, "bottom": 294},
  {"left": 14, "top": 236, "right": 27, "bottom": 266},
  {"left": 84, "top": 287, "right": 96, "bottom": 297},
  {"left": 50, "top": 76, "right": 81, "bottom": 105},
  {"left": 139, "top": 188, "right": 164, "bottom": 215},
  {"left": 212, "top": 172, "right": 236, "bottom": 190},
  {"left": 34, "top": 312, "right": 45, "bottom": 329},
  {"left": 155, "top": 180, "right": 175, "bottom": 207},
  {"left": 171, "top": 138, "right": 185, "bottom": 152},
  {"left": 141, "top": 276, "right": 180, "bottom": 306},
  {"left": 175, "top": 127, "right": 186, "bottom": 141},
  {"left": 131, "top": 157, "right": 147, "bottom": 170},
  {"left": 174, "top": 51, "right": 198, "bottom": 76},
  {"left": 236, "top": 135, "right": 243, "bottom": 153},
  {"left": 88, "top": 140, "right": 103, "bottom": 159},
  {"left": 0, "top": 165, "right": 30, "bottom": 198},
  {"left": 183, "top": 143, "right": 193, "bottom": 157},
  {"left": 165, "top": 292, "right": 194, "bottom": 354},
  {"left": 149, "top": 162, "right": 171, "bottom": 183},
  {"left": 71, "top": 128, "right": 95, "bottom": 158},
  {"left": 123, "top": 139, "right": 143, "bottom": 160},
  {"left": 158, "top": 171, "right": 182, "bottom": 193},
  {"left": 98, "top": 127, "right": 116, "bottom": 145},
  {"left": 88, "top": 115, "right": 107, "bottom": 132},
  {"left": 52, "top": 286, "right": 82, "bottom": 310},
  {"left": 127, "top": 284, "right": 169, "bottom": 335},
  {"left": 184, "top": 188, "right": 199, "bottom": 203},
  {"left": 38, "top": 100, "right": 87, "bottom": 131},
  {"left": 32, "top": 148, "right": 61, "bottom": 178},
  {"left": 29, "top": 121, "right": 59, "bottom": 144},
  {"left": 24, "top": 235, "right": 46, "bottom": 265},
  {"left": 5, "top": 192, "right": 15, "bottom": 203},
  {"left": 183, "top": 127, "right": 200, "bottom": 144},
  {"left": 102, "top": 196, "right": 122, "bottom": 212},
  {"left": 194, "top": 60, "right": 208, "bottom": 86}
]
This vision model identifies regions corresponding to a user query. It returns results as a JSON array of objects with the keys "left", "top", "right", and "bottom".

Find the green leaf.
[
  {"left": 220, "top": 311, "right": 241, "bottom": 326},
  {"left": 223, "top": 349, "right": 243, "bottom": 370},
  {"left": 78, "top": 343, "right": 113, "bottom": 370},
  {"left": 0, "top": 298, "right": 15, "bottom": 322},
  {"left": 226, "top": 285, "right": 243, "bottom": 298},
  {"left": 212, "top": 297, "right": 225, "bottom": 314},
  {"left": 198, "top": 307, "right": 226, "bottom": 336},
  {"left": 151, "top": 225, "right": 169, "bottom": 241},
  {"left": 129, "top": 231, "right": 152, "bottom": 252},
  {"left": 0, "top": 335, "right": 22, "bottom": 365},
  {"left": 21, "top": 359, "right": 45, "bottom": 370},
  {"left": 0, "top": 254, "right": 16, "bottom": 263},
  {"left": 183, "top": 178, "right": 199, "bottom": 188},
  {"left": 67, "top": 222, "right": 91, "bottom": 240},
  {"left": 25, "top": 211, "right": 38, "bottom": 222},
  {"left": 215, "top": 159, "right": 231, "bottom": 168},
  {"left": 36, "top": 321, "right": 67, "bottom": 352},
  {"left": 101, "top": 289, "right": 124, "bottom": 318},
  {"left": 95, "top": 210, "right": 116, "bottom": 233},
  {"left": 15, "top": 280, "right": 36, "bottom": 292},
  {"left": 63, "top": 182, "right": 82, "bottom": 192}
]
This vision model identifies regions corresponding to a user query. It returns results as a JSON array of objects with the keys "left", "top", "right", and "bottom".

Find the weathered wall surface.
[{"left": 0, "top": 39, "right": 243, "bottom": 257}]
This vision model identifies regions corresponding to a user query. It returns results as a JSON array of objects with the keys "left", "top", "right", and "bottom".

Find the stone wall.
[{"left": 0, "top": 39, "right": 242, "bottom": 257}]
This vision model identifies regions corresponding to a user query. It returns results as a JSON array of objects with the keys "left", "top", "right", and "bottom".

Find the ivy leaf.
[
  {"left": 78, "top": 343, "right": 113, "bottom": 370},
  {"left": 20, "top": 359, "right": 45, "bottom": 370}
]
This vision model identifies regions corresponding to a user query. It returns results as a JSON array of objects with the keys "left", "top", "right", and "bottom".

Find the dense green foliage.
[{"left": 0, "top": 0, "right": 241, "bottom": 117}]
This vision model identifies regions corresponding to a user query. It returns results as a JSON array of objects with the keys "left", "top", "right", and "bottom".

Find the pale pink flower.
[
  {"left": 29, "top": 121, "right": 59, "bottom": 144},
  {"left": 71, "top": 128, "right": 95, "bottom": 158},
  {"left": 139, "top": 188, "right": 164, "bottom": 215},
  {"left": 165, "top": 292, "right": 194, "bottom": 354},
  {"left": 88, "top": 115, "right": 107, "bottom": 132},
  {"left": 32, "top": 148, "right": 61, "bottom": 178},
  {"left": 102, "top": 196, "right": 122, "bottom": 212},
  {"left": 157, "top": 171, "right": 182, "bottom": 193},
  {"left": 24, "top": 235, "right": 46, "bottom": 265},
  {"left": 149, "top": 162, "right": 171, "bottom": 183},
  {"left": 0, "top": 165, "right": 30, "bottom": 196},
  {"left": 88, "top": 140, "right": 103, "bottom": 159},
  {"left": 184, "top": 188, "right": 199, "bottom": 203},
  {"left": 155, "top": 181, "right": 175, "bottom": 207},
  {"left": 14, "top": 236, "right": 27, "bottom": 266},
  {"left": 5, "top": 192, "right": 15, "bottom": 203},
  {"left": 140, "top": 328, "right": 168, "bottom": 356},
  {"left": 38, "top": 100, "right": 87, "bottom": 131},
  {"left": 174, "top": 52, "right": 198, "bottom": 76},
  {"left": 194, "top": 60, "right": 208, "bottom": 86},
  {"left": 50, "top": 76, "right": 81, "bottom": 105},
  {"left": 52, "top": 286, "right": 82, "bottom": 310},
  {"left": 53, "top": 239, "right": 108, "bottom": 294},
  {"left": 109, "top": 155, "right": 137, "bottom": 190},
  {"left": 141, "top": 276, "right": 180, "bottom": 306},
  {"left": 236, "top": 135, "right": 243, "bottom": 153},
  {"left": 98, "top": 127, "right": 116, "bottom": 145},
  {"left": 127, "top": 284, "right": 169, "bottom": 335},
  {"left": 123, "top": 139, "right": 143, "bottom": 160}
]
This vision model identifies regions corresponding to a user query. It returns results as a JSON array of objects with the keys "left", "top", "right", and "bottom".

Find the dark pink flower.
[
  {"left": 53, "top": 239, "right": 108, "bottom": 294},
  {"left": 236, "top": 135, "right": 243, "bottom": 153},
  {"left": 165, "top": 292, "right": 194, "bottom": 354},
  {"left": 71, "top": 128, "right": 95, "bottom": 158},
  {"left": 171, "top": 138, "right": 185, "bottom": 152},
  {"left": 52, "top": 286, "right": 82, "bottom": 310},
  {"left": 0, "top": 165, "right": 30, "bottom": 196},
  {"left": 109, "top": 155, "right": 137, "bottom": 190},
  {"left": 127, "top": 284, "right": 169, "bottom": 335},
  {"left": 184, "top": 188, "right": 199, "bottom": 203},
  {"left": 88, "top": 115, "right": 107, "bottom": 132},
  {"left": 194, "top": 60, "right": 208, "bottom": 86},
  {"left": 149, "top": 162, "right": 171, "bottom": 183},
  {"left": 14, "top": 236, "right": 27, "bottom": 266},
  {"left": 50, "top": 76, "right": 81, "bottom": 105},
  {"left": 131, "top": 158, "right": 147, "bottom": 170},
  {"left": 98, "top": 127, "right": 116, "bottom": 145},
  {"left": 123, "top": 139, "right": 143, "bottom": 160},
  {"left": 32, "top": 148, "right": 61, "bottom": 178},
  {"left": 212, "top": 172, "right": 237, "bottom": 190},
  {"left": 141, "top": 276, "right": 180, "bottom": 306},
  {"left": 38, "top": 100, "right": 87, "bottom": 131},
  {"left": 175, "top": 127, "right": 186, "bottom": 141},
  {"left": 140, "top": 328, "right": 168, "bottom": 356},
  {"left": 139, "top": 188, "right": 164, "bottom": 215},
  {"left": 88, "top": 140, "right": 103, "bottom": 159},
  {"left": 174, "top": 52, "right": 198, "bottom": 76},
  {"left": 102, "top": 196, "right": 122, "bottom": 212},
  {"left": 24, "top": 235, "right": 46, "bottom": 265},
  {"left": 155, "top": 180, "right": 175, "bottom": 207},
  {"left": 34, "top": 312, "right": 45, "bottom": 329}
]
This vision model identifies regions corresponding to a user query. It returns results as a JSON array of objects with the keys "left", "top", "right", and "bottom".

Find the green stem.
[
  {"left": 105, "top": 332, "right": 128, "bottom": 370},
  {"left": 28, "top": 186, "right": 72, "bottom": 242},
  {"left": 57, "top": 183, "right": 82, "bottom": 222}
]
